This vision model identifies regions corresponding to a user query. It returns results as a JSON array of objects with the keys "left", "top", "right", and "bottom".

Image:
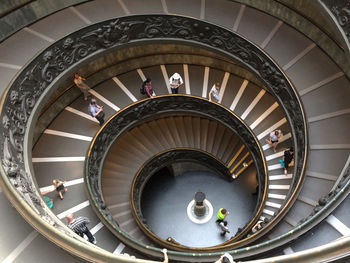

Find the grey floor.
[{"left": 142, "top": 165, "right": 257, "bottom": 247}]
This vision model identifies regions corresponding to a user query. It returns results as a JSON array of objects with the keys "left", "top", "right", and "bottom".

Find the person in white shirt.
[
  {"left": 215, "top": 252, "right": 236, "bottom": 263},
  {"left": 169, "top": 72, "right": 183, "bottom": 94},
  {"left": 265, "top": 129, "right": 283, "bottom": 152},
  {"left": 209, "top": 83, "right": 220, "bottom": 102}
]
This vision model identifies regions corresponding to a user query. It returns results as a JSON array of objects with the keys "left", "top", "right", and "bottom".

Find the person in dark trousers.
[
  {"left": 216, "top": 208, "right": 229, "bottom": 223},
  {"left": 282, "top": 147, "right": 294, "bottom": 175},
  {"left": 169, "top": 72, "right": 183, "bottom": 94},
  {"left": 66, "top": 213, "right": 96, "bottom": 244},
  {"left": 209, "top": 83, "right": 220, "bottom": 102},
  {"left": 52, "top": 179, "right": 67, "bottom": 200},
  {"left": 88, "top": 98, "right": 105, "bottom": 126}
]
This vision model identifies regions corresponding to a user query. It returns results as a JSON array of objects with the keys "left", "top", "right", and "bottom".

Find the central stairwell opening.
[{"left": 140, "top": 161, "right": 258, "bottom": 247}]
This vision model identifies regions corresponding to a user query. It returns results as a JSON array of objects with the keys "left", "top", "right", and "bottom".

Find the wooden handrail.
[
  {"left": 233, "top": 159, "right": 254, "bottom": 179},
  {"left": 230, "top": 152, "right": 250, "bottom": 174},
  {"left": 227, "top": 145, "right": 245, "bottom": 167}
]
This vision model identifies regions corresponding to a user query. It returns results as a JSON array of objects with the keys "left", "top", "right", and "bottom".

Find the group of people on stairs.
[
  {"left": 75, "top": 71, "right": 224, "bottom": 127},
  {"left": 266, "top": 129, "right": 294, "bottom": 175},
  {"left": 74, "top": 73, "right": 106, "bottom": 126},
  {"left": 140, "top": 72, "right": 221, "bottom": 101},
  {"left": 39, "top": 72, "right": 296, "bottom": 263}
]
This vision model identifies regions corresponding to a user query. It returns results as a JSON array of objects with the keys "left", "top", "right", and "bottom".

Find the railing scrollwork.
[
  {"left": 0, "top": 14, "right": 309, "bottom": 262},
  {"left": 321, "top": 0, "right": 350, "bottom": 50},
  {"left": 85, "top": 96, "right": 267, "bottom": 251}
]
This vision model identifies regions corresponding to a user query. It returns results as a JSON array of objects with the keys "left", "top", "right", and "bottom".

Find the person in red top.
[{"left": 144, "top": 78, "right": 155, "bottom": 98}]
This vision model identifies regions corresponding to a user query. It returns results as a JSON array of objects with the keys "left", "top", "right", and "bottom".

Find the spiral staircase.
[{"left": 1, "top": 1, "right": 350, "bottom": 263}]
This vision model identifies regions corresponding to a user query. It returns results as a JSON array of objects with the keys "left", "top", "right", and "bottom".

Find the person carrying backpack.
[{"left": 140, "top": 80, "right": 146, "bottom": 95}]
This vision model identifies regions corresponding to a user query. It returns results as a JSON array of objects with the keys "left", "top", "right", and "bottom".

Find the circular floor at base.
[{"left": 141, "top": 169, "right": 257, "bottom": 247}]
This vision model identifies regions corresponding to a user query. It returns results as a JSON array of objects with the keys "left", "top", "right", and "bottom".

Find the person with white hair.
[
  {"left": 169, "top": 72, "right": 183, "bottom": 94},
  {"left": 66, "top": 213, "right": 96, "bottom": 244},
  {"left": 215, "top": 252, "right": 235, "bottom": 263}
]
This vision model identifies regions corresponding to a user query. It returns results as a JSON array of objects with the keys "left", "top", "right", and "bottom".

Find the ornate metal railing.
[
  {"left": 131, "top": 149, "right": 231, "bottom": 222},
  {"left": 86, "top": 95, "right": 267, "bottom": 253},
  {"left": 130, "top": 149, "right": 237, "bottom": 247},
  {"left": 321, "top": 0, "right": 350, "bottom": 51},
  {"left": 0, "top": 14, "right": 309, "bottom": 262},
  {"left": 0, "top": 0, "right": 89, "bottom": 42},
  {"left": 300, "top": 155, "right": 350, "bottom": 225}
]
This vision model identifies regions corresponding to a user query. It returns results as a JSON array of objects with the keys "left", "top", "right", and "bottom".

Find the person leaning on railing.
[
  {"left": 281, "top": 147, "right": 294, "bottom": 175},
  {"left": 209, "top": 83, "right": 220, "bottom": 102},
  {"left": 169, "top": 72, "right": 183, "bottom": 94},
  {"left": 144, "top": 78, "right": 156, "bottom": 98}
]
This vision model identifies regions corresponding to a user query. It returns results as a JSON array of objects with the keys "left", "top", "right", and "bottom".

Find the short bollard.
[{"left": 194, "top": 192, "right": 206, "bottom": 217}]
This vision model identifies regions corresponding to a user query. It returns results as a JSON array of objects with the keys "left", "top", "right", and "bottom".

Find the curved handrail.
[
  {"left": 85, "top": 102, "right": 268, "bottom": 250},
  {"left": 0, "top": 0, "right": 90, "bottom": 43},
  {"left": 320, "top": 0, "right": 350, "bottom": 53},
  {"left": 243, "top": 236, "right": 350, "bottom": 263},
  {"left": 85, "top": 95, "right": 268, "bottom": 252},
  {"left": 0, "top": 14, "right": 308, "bottom": 262},
  {"left": 232, "top": 0, "right": 349, "bottom": 79},
  {"left": 130, "top": 148, "right": 235, "bottom": 247},
  {"left": 0, "top": 0, "right": 34, "bottom": 18}
]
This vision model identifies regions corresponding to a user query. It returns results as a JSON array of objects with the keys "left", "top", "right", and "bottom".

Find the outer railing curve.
[
  {"left": 86, "top": 95, "right": 267, "bottom": 252},
  {"left": 0, "top": 14, "right": 310, "bottom": 262}
]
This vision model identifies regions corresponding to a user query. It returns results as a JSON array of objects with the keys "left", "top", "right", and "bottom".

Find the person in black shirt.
[{"left": 282, "top": 147, "right": 294, "bottom": 175}]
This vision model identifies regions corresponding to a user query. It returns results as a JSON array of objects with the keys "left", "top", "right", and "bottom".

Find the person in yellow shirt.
[{"left": 216, "top": 208, "right": 229, "bottom": 223}]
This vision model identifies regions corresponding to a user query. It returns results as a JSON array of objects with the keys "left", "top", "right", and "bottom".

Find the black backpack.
[{"left": 140, "top": 81, "right": 146, "bottom": 94}]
